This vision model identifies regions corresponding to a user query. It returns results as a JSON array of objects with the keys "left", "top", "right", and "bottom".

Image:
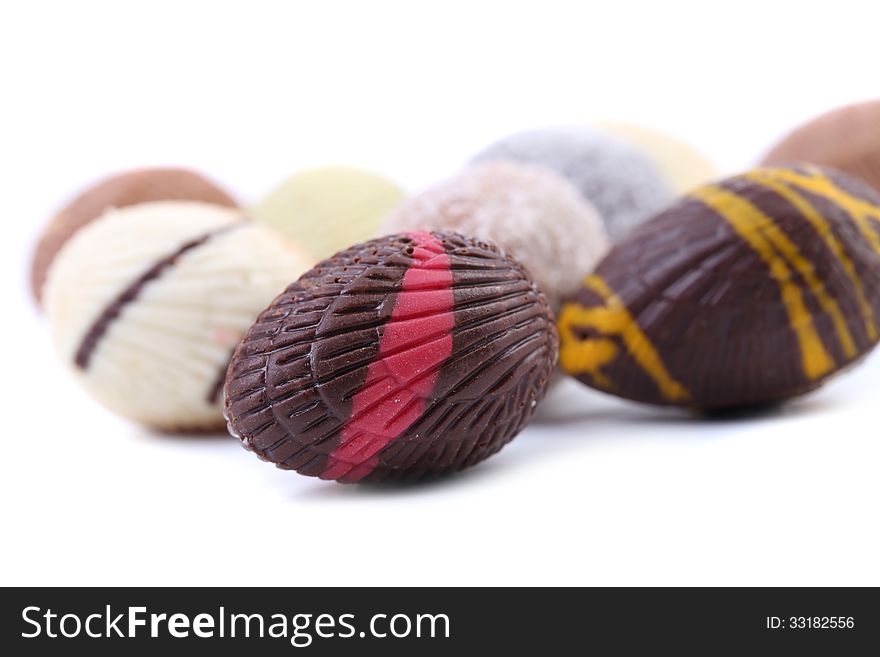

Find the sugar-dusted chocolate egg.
[
  {"left": 559, "top": 165, "right": 880, "bottom": 409},
  {"left": 31, "top": 167, "right": 236, "bottom": 305},
  {"left": 45, "top": 201, "right": 311, "bottom": 431},
  {"left": 251, "top": 166, "right": 404, "bottom": 261},
  {"left": 762, "top": 100, "right": 880, "bottom": 194},
  {"left": 225, "top": 231, "right": 558, "bottom": 483},
  {"left": 473, "top": 126, "right": 672, "bottom": 241},
  {"left": 379, "top": 161, "right": 609, "bottom": 312}
]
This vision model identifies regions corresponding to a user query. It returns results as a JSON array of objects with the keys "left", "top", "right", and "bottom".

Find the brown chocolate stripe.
[{"left": 74, "top": 222, "right": 244, "bottom": 370}]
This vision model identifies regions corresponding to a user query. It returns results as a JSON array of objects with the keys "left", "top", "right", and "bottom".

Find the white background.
[{"left": 2, "top": 0, "right": 879, "bottom": 586}]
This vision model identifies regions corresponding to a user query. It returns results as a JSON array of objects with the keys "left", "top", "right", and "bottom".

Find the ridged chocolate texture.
[
  {"left": 558, "top": 165, "right": 880, "bottom": 409},
  {"left": 762, "top": 100, "right": 880, "bottom": 194},
  {"left": 44, "top": 201, "right": 311, "bottom": 431},
  {"left": 225, "top": 231, "right": 558, "bottom": 483},
  {"left": 31, "top": 167, "right": 237, "bottom": 305}
]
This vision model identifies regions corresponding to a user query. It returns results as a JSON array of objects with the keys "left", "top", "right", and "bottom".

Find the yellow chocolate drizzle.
[
  {"left": 745, "top": 169, "right": 877, "bottom": 342},
  {"left": 770, "top": 166, "right": 880, "bottom": 255},
  {"left": 559, "top": 166, "right": 880, "bottom": 400},
  {"left": 558, "top": 275, "right": 691, "bottom": 402},
  {"left": 690, "top": 184, "right": 839, "bottom": 379}
]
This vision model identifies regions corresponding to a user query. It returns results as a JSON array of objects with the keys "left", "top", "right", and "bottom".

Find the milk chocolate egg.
[
  {"left": 762, "top": 100, "right": 880, "bottom": 193},
  {"left": 225, "top": 231, "right": 558, "bottom": 483},
  {"left": 559, "top": 165, "right": 880, "bottom": 409}
]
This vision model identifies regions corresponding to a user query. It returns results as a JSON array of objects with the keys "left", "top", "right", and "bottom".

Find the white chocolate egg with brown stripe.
[{"left": 44, "top": 201, "right": 312, "bottom": 431}]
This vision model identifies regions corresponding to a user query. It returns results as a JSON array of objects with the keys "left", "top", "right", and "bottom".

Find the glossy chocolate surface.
[
  {"left": 559, "top": 166, "right": 880, "bottom": 409},
  {"left": 226, "top": 231, "right": 558, "bottom": 483}
]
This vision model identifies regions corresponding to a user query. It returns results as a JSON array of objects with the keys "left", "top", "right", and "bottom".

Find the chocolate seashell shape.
[
  {"left": 558, "top": 165, "right": 880, "bottom": 409},
  {"left": 225, "top": 231, "right": 558, "bottom": 483}
]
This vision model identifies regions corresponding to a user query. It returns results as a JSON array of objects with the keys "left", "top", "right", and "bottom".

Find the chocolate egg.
[
  {"left": 379, "top": 161, "right": 609, "bottom": 312},
  {"left": 31, "top": 167, "right": 236, "bottom": 306},
  {"left": 225, "top": 231, "right": 558, "bottom": 483},
  {"left": 595, "top": 121, "right": 717, "bottom": 193},
  {"left": 45, "top": 201, "right": 311, "bottom": 431},
  {"left": 558, "top": 165, "right": 880, "bottom": 410},
  {"left": 762, "top": 100, "right": 880, "bottom": 193},
  {"left": 473, "top": 126, "right": 672, "bottom": 241},
  {"left": 251, "top": 166, "right": 404, "bottom": 262}
]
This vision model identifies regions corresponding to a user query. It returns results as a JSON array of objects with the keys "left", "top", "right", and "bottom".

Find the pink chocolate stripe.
[{"left": 320, "top": 232, "right": 454, "bottom": 482}]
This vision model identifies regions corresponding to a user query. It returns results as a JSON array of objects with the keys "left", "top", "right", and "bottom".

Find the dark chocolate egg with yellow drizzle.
[{"left": 558, "top": 165, "right": 880, "bottom": 409}]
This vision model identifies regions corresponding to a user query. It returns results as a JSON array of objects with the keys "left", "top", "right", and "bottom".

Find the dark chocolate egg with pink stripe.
[{"left": 224, "top": 231, "right": 558, "bottom": 483}]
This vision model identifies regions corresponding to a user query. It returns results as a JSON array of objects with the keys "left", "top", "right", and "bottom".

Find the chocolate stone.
[
  {"left": 558, "top": 165, "right": 880, "bottom": 409},
  {"left": 31, "top": 167, "right": 236, "bottom": 305},
  {"left": 225, "top": 231, "right": 558, "bottom": 483},
  {"left": 762, "top": 100, "right": 880, "bottom": 194}
]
